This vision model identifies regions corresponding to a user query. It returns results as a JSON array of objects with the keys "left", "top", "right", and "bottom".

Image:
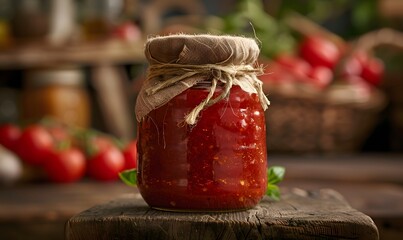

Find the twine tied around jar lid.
[{"left": 135, "top": 34, "right": 270, "bottom": 125}]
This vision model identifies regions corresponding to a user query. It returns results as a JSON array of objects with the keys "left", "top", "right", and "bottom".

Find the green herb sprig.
[
  {"left": 266, "top": 166, "right": 286, "bottom": 201},
  {"left": 119, "top": 169, "right": 137, "bottom": 186}
]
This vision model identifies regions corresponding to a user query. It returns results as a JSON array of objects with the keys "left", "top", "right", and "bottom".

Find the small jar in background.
[
  {"left": 10, "top": 0, "right": 50, "bottom": 44},
  {"left": 22, "top": 67, "right": 90, "bottom": 128},
  {"left": 0, "top": 0, "right": 12, "bottom": 48},
  {"left": 77, "top": 0, "right": 123, "bottom": 41}
]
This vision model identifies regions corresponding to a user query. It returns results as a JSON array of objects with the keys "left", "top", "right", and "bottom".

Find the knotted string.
[{"left": 145, "top": 63, "right": 270, "bottom": 125}]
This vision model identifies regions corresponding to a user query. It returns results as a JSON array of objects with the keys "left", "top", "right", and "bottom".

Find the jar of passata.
[
  {"left": 22, "top": 67, "right": 90, "bottom": 128},
  {"left": 136, "top": 35, "right": 270, "bottom": 212}
]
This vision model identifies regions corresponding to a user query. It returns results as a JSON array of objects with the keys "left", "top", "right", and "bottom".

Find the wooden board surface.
[{"left": 66, "top": 189, "right": 378, "bottom": 240}]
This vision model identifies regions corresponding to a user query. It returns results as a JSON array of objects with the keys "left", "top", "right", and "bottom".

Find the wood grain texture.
[
  {"left": 269, "top": 154, "right": 403, "bottom": 184},
  {"left": 0, "top": 182, "right": 135, "bottom": 240},
  {"left": 66, "top": 189, "right": 379, "bottom": 240}
]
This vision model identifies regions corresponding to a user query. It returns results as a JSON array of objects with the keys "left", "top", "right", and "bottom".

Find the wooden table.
[
  {"left": 0, "top": 182, "right": 134, "bottom": 240},
  {"left": 66, "top": 189, "right": 378, "bottom": 240},
  {"left": 1, "top": 155, "right": 402, "bottom": 239}
]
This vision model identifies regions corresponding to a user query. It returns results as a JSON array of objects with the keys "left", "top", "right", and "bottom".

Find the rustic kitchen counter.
[{"left": 1, "top": 154, "right": 402, "bottom": 239}]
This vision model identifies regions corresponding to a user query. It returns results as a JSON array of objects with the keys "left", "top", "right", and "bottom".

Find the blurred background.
[{"left": 0, "top": 0, "right": 402, "bottom": 239}]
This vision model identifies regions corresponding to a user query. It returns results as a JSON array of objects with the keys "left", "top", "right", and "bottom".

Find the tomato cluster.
[
  {"left": 260, "top": 35, "right": 384, "bottom": 91},
  {"left": 0, "top": 122, "right": 137, "bottom": 184}
]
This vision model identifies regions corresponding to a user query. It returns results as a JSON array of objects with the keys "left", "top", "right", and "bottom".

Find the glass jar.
[
  {"left": 136, "top": 35, "right": 269, "bottom": 212},
  {"left": 22, "top": 67, "right": 90, "bottom": 128},
  {"left": 77, "top": 0, "right": 123, "bottom": 41},
  {"left": 138, "top": 85, "right": 267, "bottom": 211},
  {"left": 0, "top": 0, "right": 11, "bottom": 48},
  {"left": 10, "top": 0, "right": 50, "bottom": 43}
]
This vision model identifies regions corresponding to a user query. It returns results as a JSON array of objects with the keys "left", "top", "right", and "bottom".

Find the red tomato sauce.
[{"left": 137, "top": 85, "right": 267, "bottom": 211}]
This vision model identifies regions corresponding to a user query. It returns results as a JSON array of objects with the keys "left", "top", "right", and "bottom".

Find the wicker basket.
[
  {"left": 264, "top": 18, "right": 400, "bottom": 153},
  {"left": 265, "top": 85, "right": 386, "bottom": 153}
]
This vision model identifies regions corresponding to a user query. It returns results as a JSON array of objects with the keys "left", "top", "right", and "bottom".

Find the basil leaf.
[
  {"left": 119, "top": 169, "right": 137, "bottom": 186},
  {"left": 267, "top": 166, "right": 285, "bottom": 184},
  {"left": 266, "top": 166, "right": 285, "bottom": 201},
  {"left": 266, "top": 184, "right": 280, "bottom": 201}
]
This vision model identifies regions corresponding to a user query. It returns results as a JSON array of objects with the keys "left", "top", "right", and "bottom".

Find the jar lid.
[
  {"left": 145, "top": 34, "right": 260, "bottom": 66},
  {"left": 136, "top": 34, "right": 269, "bottom": 125},
  {"left": 24, "top": 67, "right": 85, "bottom": 87}
]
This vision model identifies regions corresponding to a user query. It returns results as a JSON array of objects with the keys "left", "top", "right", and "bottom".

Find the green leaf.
[
  {"left": 119, "top": 169, "right": 137, "bottom": 186},
  {"left": 266, "top": 166, "right": 285, "bottom": 201},
  {"left": 267, "top": 166, "right": 285, "bottom": 184},
  {"left": 266, "top": 184, "right": 281, "bottom": 201}
]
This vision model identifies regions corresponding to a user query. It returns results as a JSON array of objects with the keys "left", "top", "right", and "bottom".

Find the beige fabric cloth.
[{"left": 135, "top": 34, "right": 270, "bottom": 124}]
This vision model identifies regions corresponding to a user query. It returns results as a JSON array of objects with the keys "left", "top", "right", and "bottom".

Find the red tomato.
[
  {"left": 353, "top": 51, "right": 370, "bottom": 66},
  {"left": 79, "top": 135, "right": 116, "bottom": 156},
  {"left": 16, "top": 125, "right": 54, "bottom": 166},
  {"left": 0, "top": 124, "right": 21, "bottom": 152},
  {"left": 87, "top": 146, "right": 125, "bottom": 181},
  {"left": 44, "top": 148, "right": 86, "bottom": 183},
  {"left": 307, "top": 66, "right": 333, "bottom": 89},
  {"left": 275, "top": 54, "right": 311, "bottom": 78},
  {"left": 112, "top": 21, "right": 141, "bottom": 42},
  {"left": 361, "top": 57, "right": 384, "bottom": 86},
  {"left": 91, "top": 136, "right": 115, "bottom": 150},
  {"left": 340, "top": 57, "right": 362, "bottom": 77},
  {"left": 299, "top": 36, "right": 341, "bottom": 69},
  {"left": 122, "top": 141, "right": 137, "bottom": 170}
]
